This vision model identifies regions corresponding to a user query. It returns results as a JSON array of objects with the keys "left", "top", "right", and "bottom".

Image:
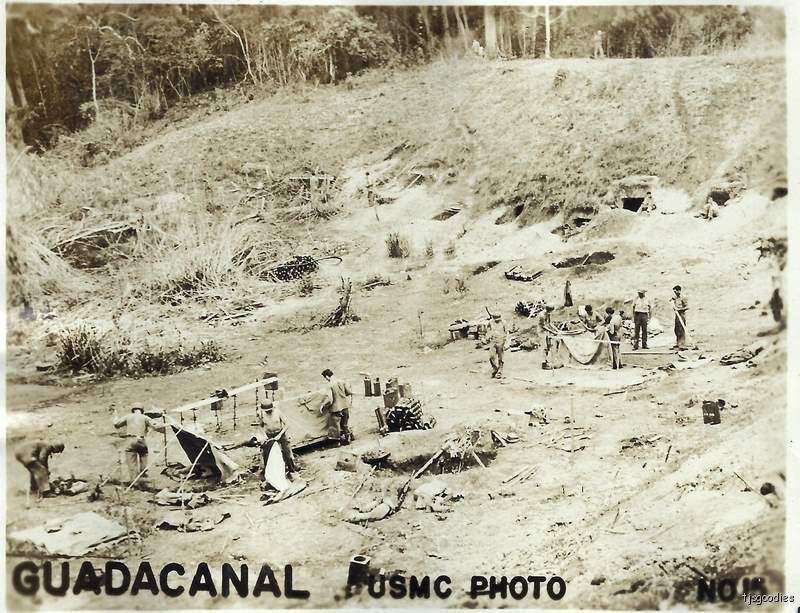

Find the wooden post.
[{"left": 162, "top": 415, "right": 168, "bottom": 465}]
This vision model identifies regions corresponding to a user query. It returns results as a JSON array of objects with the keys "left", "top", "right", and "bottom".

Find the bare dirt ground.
[{"left": 4, "top": 56, "right": 788, "bottom": 610}]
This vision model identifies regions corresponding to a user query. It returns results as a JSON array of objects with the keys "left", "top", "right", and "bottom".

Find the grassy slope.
[
  {"left": 7, "top": 55, "right": 786, "bottom": 328},
  {"left": 91, "top": 54, "right": 785, "bottom": 220}
]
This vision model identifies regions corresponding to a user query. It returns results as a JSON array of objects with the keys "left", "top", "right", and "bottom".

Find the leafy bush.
[
  {"left": 55, "top": 324, "right": 225, "bottom": 378},
  {"left": 385, "top": 232, "right": 411, "bottom": 258}
]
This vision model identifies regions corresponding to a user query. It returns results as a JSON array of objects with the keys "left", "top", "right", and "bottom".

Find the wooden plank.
[{"left": 170, "top": 377, "right": 278, "bottom": 413}]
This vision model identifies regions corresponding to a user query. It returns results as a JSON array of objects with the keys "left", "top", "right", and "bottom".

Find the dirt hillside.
[{"left": 5, "top": 54, "right": 788, "bottom": 610}]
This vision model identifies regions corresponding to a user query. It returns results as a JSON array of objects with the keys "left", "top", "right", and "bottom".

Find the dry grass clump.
[
  {"left": 6, "top": 149, "right": 91, "bottom": 308},
  {"left": 385, "top": 232, "right": 411, "bottom": 258},
  {"left": 425, "top": 239, "right": 435, "bottom": 258},
  {"left": 55, "top": 323, "right": 225, "bottom": 377}
]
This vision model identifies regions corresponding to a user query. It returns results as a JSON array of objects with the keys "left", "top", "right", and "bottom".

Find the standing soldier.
[
  {"left": 564, "top": 279, "right": 573, "bottom": 307},
  {"left": 15, "top": 441, "right": 65, "bottom": 497},
  {"left": 321, "top": 369, "right": 354, "bottom": 445},
  {"left": 604, "top": 307, "right": 623, "bottom": 369},
  {"left": 632, "top": 289, "right": 651, "bottom": 350},
  {"left": 112, "top": 407, "right": 166, "bottom": 487},
  {"left": 670, "top": 285, "right": 690, "bottom": 349},
  {"left": 487, "top": 311, "right": 508, "bottom": 379},
  {"left": 365, "top": 171, "right": 376, "bottom": 207},
  {"left": 538, "top": 305, "right": 557, "bottom": 367},
  {"left": 593, "top": 30, "right": 605, "bottom": 58}
]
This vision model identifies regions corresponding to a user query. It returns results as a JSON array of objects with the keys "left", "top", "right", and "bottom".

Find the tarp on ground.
[
  {"left": 275, "top": 389, "right": 330, "bottom": 449},
  {"left": 550, "top": 330, "right": 614, "bottom": 367},
  {"left": 170, "top": 423, "right": 241, "bottom": 483},
  {"left": 9, "top": 512, "right": 127, "bottom": 557}
]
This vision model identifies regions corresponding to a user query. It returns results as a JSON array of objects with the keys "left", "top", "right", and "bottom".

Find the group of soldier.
[
  {"left": 485, "top": 284, "right": 690, "bottom": 378},
  {"left": 16, "top": 368, "right": 356, "bottom": 498}
]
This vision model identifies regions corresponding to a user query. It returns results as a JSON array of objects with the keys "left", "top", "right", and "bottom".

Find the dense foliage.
[{"left": 6, "top": 4, "right": 780, "bottom": 149}]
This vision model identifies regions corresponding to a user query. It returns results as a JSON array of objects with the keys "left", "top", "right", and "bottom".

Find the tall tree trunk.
[
  {"left": 503, "top": 12, "right": 513, "bottom": 55},
  {"left": 442, "top": 5, "right": 450, "bottom": 40},
  {"left": 455, "top": 6, "right": 469, "bottom": 51},
  {"left": 483, "top": 5, "right": 497, "bottom": 59},
  {"left": 531, "top": 14, "right": 538, "bottom": 58},
  {"left": 496, "top": 9, "right": 505, "bottom": 56},
  {"left": 6, "top": 44, "right": 28, "bottom": 108},
  {"left": 88, "top": 42, "right": 100, "bottom": 118},
  {"left": 420, "top": 6, "right": 432, "bottom": 44},
  {"left": 544, "top": 6, "right": 552, "bottom": 59}
]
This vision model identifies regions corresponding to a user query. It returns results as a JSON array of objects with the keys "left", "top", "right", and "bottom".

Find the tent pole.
[{"left": 178, "top": 441, "right": 210, "bottom": 496}]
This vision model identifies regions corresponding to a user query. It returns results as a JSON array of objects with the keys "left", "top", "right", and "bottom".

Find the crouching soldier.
[{"left": 15, "top": 441, "right": 65, "bottom": 497}]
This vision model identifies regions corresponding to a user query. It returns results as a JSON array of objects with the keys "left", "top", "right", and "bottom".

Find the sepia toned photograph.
[{"left": 4, "top": 2, "right": 791, "bottom": 610}]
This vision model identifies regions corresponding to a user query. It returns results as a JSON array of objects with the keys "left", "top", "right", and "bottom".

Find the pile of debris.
[
  {"left": 621, "top": 316, "right": 664, "bottom": 338},
  {"left": 264, "top": 255, "right": 320, "bottom": 281},
  {"left": 720, "top": 340, "right": 767, "bottom": 366},
  {"left": 323, "top": 278, "right": 358, "bottom": 327},
  {"left": 436, "top": 427, "right": 492, "bottom": 472},
  {"left": 448, "top": 317, "right": 489, "bottom": 340},
  {"left": 385, "top": 399, "right": 435, "bottom": 432},
  {"left": 515, "top": 299, "right": 547, "bottom": 318},
  {"left": 505, "top": 266, "right": 544, "bottom": 283}
]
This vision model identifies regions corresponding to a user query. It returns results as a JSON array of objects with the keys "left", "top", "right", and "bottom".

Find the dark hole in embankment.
[
  {"left": 772, "top": 187, "right": 787, "bottom": 200},
  {"left": 573, "top": 217, "right": 592, "bottom": 227},
  {"left": 552, "top": 251, "right": 615, "bottom": 269},
  {"left": 433, "top": 207, "right": 461, "bottom": 221},
  {"left": 472, "top": 261, "right": 501, "bottom": 275},
  {"left": 622, "top": 197, "right": 644, "bottom": 212},
  {"left": 709, "top": 190, "right": 731, "bottom": 205},
  {"left": 387, "top": 449, "right": 497, "bottom": 475},
  {"left": 494, "top": 201, "right": 527, "bottom": 225}
]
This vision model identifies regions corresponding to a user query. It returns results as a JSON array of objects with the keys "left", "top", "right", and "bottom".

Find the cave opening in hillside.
[
  {"left": 709, "top": 190, "right": 731, "bottom": 205},
  {"left": 622, "top": 197, "right": 644, "bottom": 212},
  {"left": 573, "top": 217, "right": 592, "bottom": 227},
  {"left": 772, "top": 187, "right": 787, "bottom": 200},
  {"left": 432, "top": 207, "right": 461, "bottom": 221}
]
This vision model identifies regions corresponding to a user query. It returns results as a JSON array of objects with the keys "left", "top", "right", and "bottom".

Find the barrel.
[
  {"left": 363, "top": 376, "right": 372, "bottom": 397},
  {"left": 383, "top": 388, "right": 399, "bottom": 409},
  {"left": 347, "top": 555, "right": 371, "bottom": 587},
  {"left": 372, "top": 377, "right": 382, "bottom": 396}
]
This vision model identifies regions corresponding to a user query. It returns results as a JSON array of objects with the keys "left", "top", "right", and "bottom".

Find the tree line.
[{"left": 6, "top": 4, "right": 776, "bottom": 149}]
